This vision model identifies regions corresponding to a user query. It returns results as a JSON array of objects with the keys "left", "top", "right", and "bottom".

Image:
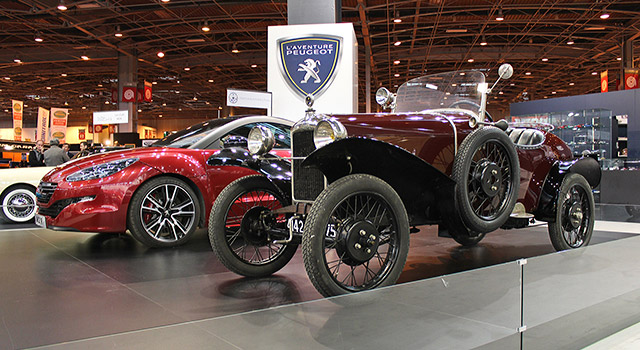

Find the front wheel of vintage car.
[
  {"left": 452, "top": 126, "right": 520, "bottom": 233},
  {"left": 548, "top": 173, "right": 595, "bottom": 251},
  {"left": 209, "top": 175, "right": 297, "bottom": 277},
  {"left": 128, "top": 177, "right": 201, "bottom": 248},
  {"left": 302, "top": 174, "right": 410, "bottom": 297},
  {"left": 0, "top": 185, "right": 37, "bottom": 223}
]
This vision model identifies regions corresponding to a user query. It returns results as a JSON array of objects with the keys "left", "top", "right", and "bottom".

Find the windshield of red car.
[
  {"left": 395, "top": 70, "right": 485, "bottom": 114},
  {"left": 153, "top": 118, "right": 240, "bottom": 148}
]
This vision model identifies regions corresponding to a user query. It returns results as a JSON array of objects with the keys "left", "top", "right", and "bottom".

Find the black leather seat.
[{"left": 506, "top": 128, "right": 545, "bottom": 147}]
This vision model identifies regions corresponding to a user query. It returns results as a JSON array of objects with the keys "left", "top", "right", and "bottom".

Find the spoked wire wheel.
[
  {"left": 128, "top": 177, "right": 200, "bottom": 248},
  {"left": 303, "top": 174, "right": 409, "bottom": 297},
  {"left": 452, "top": 126, "right": 519, "bottom": 233},
  {"left": 549, "top": 173, "right": 594, "bottom": 251},
  {"left": 209, "top": 175, "right": 297, "bottom": 277},
  {"left": 1, "top": 186, "right": 37, "bottom": 223}
]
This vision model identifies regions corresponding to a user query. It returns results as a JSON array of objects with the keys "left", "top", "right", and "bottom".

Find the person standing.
[
  {"left": 72, "top": 141, "right": 91, "bottom": 159},
  {"left": 62, "top": 143, "right": 73, "bottom": 159},
  {"left": 44, "top": 139, "right": 70, "bottom": 166},
  {"left": 28, "top": 140, "right": 46, "bottom": 167}
]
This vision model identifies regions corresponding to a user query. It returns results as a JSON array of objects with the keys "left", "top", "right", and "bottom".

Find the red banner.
[
  {"left": 625, "top": 68, "right": 639, "bottom": 90},
  {"left": 94, "top": 125, "right": 103, "bottom": 133},
  {"left": 79, "top": 128, "right": 85, "bottom": 140},
  {"left": 601, "top": 70, "right": 608, "bottom": 92},
  {"left": 12, "top": 100, "right": 23, "bottom": 141},
  {"left": 144, "top": 80, "right": 152, "bottom": 102},
  {"left": 88, "top": 124, "right": 93, "bottom": 133},
  {"left": 109, "top": 125, "right": 115, "bottom": 134},
  {"left": 122, "top": 87, "right": 137, "bottom": 102}
]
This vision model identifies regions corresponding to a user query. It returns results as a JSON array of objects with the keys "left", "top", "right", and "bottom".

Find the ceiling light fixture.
[
  {"left": 115, "top": 26, "right": 123, "bottom": 37},
  {"left": 184, "top": 66, "right": 191, "bottom": 71},
  {"left": 591, "top": 72, "right": 598, "bottom": 75},
  {"left": 80, "top": 55, "right": 89, "bottom": 60},
  {"left": 201, "top": 21, "right": 210, "bottom": 32},
  {"left": 251, "top": 64, "right": 257, "bottom": 68},
  {"left": 157, "top": 50, "right": 165, "bottom": 58},
  {"left": 46, "top": 86, "right": 52, "bottom": 90},
  {"left": 616, "top": 57, "right": 622, "bottom": 61},
  {"left": 525, "top": 72, "right": 531, "bottom": 75},
  {"left": 393, "top": 60, "right": 400, "bottom": 64},
  {"left": 13, "top": 58, "right": 21, "bottom": 63},
  {"left": 495, "top": 8, "right": 504, "bottom": 21},
  {"left": 566, "top": 37, "right": 574, "bottom": 45},
  {"left": 393, "top": 11, "right": 401, "bottom": 23},
  {"left": 541, "top": 58, "right": 548, "bottom": 62},
  {"left": 152, "top": 81, "right": 157, "bottom": 84},
  {"left": 34, "top": 32, "right": 43, "bottom": 42},
  {"left": 61, "top": 73, "right": 67, "bottom": 77},
  {"left": 393, "top": 36, "right": 401, "bottom": 46},
  {"left": 480, "top": 35, "right": 487, "bottom": 46},
  {"left": 468, "top": 58, "right": 474, "bottom": 63},
  {"left": 569, "top": 82, "right": 575, "bottom": 86},
  {"left": 394, "top": 73, "right": 400, "bottom": 77},
  {"left": 208, "top": 79, "right": 214, "bottom": 83},
  {"left": 57, "top": 0, "right": 67, "bottom": 11},
  {"left": 231, "top": 43, "right": 239, "bottom": 53},
  {"left": 600, "top": 12, "right": 610, "bottom": 19},
  {"left": 64, "top": 101, "right": 69, "bottom": 106},
  {"left": 161, "top": 0, "right": 170, "bottom": 3}
]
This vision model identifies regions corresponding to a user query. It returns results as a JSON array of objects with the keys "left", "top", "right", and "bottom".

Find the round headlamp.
[
  {"left": 313, "top": 118, "right": 347, "bottom": 148},
  {"left": 247, "top": 125, "right": 275, "bottom": 155}
]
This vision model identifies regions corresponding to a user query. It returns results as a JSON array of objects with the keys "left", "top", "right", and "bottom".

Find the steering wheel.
[{"left": 449, "top": 100, "right": 493, "bottom": 122}]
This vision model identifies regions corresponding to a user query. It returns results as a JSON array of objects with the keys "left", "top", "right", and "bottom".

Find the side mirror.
[
  {"left": 498, "top": 63, "right": 513, "bottom": 80},
  {"left": 222, "top": 135, "right": 248, "bottom": 149}
]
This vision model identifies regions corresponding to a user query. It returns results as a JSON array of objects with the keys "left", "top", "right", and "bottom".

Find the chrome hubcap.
[
  {"left": 140, "top": 184, "right": 196, "bottom": 242},
  {"left": 4, "top": 190, "right": 36, "bottom": 221}
]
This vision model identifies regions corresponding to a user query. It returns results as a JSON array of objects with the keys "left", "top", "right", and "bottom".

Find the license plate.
[
  {"left": 34, "top": 214, "right": 46, "bottom": 229},
  {"left": 288, "top": 216, "right": 305, "bottom": 234},
  {"left": 287, "top": 216, "right": 337, "bottom": 239}
]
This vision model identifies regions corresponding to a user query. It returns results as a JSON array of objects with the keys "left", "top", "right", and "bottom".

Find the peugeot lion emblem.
[{"left": 277, "top": 35, "right": 343, "bottom": 99}]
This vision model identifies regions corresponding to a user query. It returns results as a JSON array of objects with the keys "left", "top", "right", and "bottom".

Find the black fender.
[
  {"left": 207, "top": 148, "right": 292, "bottom": 199},
  {"left": 535, "top": 156, "right": 601, "bottom": 222},
  {"left": 301, "top": 137, "right": 455, "bottom": 225}
]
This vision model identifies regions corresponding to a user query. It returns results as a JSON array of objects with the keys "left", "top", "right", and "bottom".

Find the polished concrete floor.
[{"left": 0, "top": 204, "right": 638, "bottom": 349}]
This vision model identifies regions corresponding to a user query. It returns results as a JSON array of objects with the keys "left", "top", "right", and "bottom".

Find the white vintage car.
[{"left": 0, "top": 166, "right": 53, "bottom": 223}]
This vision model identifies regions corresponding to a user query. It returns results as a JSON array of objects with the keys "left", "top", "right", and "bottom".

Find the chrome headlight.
[
  {"left": 248, "top": 125, "right": 275, "bottom": 155},
  {"left": 313, "top": 118, "right": 347, "bottom": 148},
  {"left": 66, "top": 158, "right": 138, "bottom": 182}
]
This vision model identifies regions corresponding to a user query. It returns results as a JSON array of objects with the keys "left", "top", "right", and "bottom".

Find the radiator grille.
[
  {"left": 292, "top": 130, "right": 325, "bottom": 201},
  {"left": 36, "top": 182, "right": 57, "bottom": 204}
]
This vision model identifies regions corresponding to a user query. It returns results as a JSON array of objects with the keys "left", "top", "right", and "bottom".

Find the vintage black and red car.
[
  {"left": 207, "top": 64, "right": 601, "bottom": 297},
  {"left": 34, "top": 116, "right": 293, "bottom": 248}
]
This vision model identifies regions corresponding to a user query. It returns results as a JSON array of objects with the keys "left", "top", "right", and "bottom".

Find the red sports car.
[{"left": 35, "top": 116, "right": 293, "bottom": 248}]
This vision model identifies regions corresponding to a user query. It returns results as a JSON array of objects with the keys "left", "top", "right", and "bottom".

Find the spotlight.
[
  {"left": 496, "top": 8, "right": 504, "bottom": 21},
  {"left": 57, "top": 0, "right": 67, "bottom": 11}
]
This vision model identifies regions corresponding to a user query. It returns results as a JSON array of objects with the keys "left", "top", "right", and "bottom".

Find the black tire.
[
  {"left": 0, "top": 185, "right": 37, "bottom": 223},
  {"left": 128, "top": 176, "right": 200, "bottom": 248},
  {"left": 209, "top": 175, "right": 297, "bottom": 277},
  {"left": 452, "top": 126, "right": 519, "bottom": 233},
  {"left": 302, "top": 174, "right": 410, "bottom": 297},
  {"left": 548, "top": 173, "right": 595, "bottom": 251}
]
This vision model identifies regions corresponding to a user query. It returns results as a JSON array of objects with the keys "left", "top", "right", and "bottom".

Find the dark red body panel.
[{"left": 331, "top": 112, "right": 572, "bottom": 213}]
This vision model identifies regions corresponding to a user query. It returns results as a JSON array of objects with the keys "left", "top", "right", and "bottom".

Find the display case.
[{"left": 511, "top": 108, "right": 614, "bottom": 159}]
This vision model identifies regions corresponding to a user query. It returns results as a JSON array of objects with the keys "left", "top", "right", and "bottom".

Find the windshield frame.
[{"left": 394, "top": 70, "right": 486, "bottom": 115}]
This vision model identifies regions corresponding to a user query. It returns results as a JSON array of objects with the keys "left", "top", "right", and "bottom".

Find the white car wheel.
[{"left": 1, "top": 186, "right": 37, "bottom": 223}]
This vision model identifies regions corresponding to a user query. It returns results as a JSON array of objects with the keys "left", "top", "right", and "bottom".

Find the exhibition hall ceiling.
[{"left": 0, "top": 0, "right": 639, "bottom": 119}]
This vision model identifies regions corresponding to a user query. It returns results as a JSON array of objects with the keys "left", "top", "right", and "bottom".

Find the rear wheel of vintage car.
[
  {"left": 128, "top": 176, "right": 200, "bottom": 248},
  {"left": 452, "top": 126, "right": 519, "bottom": 233},
  {"left": 548, "top": 173, "right": 595, "bottom": 251},
  {"left": 209, "top": 175, "right": 297, "bottom": 277},
  {"left": 0, "top": 185, "right": 37, "bottom": 223},
  {"left": 302, "top": 174, "right": 410, "bottom": 297}
]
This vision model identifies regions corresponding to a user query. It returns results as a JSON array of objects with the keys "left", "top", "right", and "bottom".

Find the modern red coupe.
[{"left": 35, "top": 116, "right": 293, "bottom": 248}]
